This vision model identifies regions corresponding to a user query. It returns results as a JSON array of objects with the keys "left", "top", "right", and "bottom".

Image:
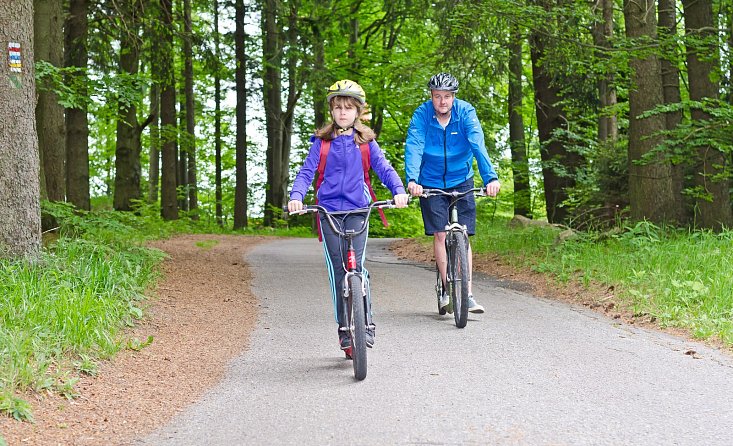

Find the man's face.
[{"left": 431, "top": 90, "right": 455, "bottom": 116}]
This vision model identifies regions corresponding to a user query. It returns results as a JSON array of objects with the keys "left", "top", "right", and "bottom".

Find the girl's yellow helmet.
[{"left": 326, "top": 79, "right": 366, "bottom": 104}]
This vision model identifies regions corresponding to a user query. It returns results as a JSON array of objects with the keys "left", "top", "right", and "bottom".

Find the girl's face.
[{"left": 331, "top": 97, "right": 360, "bottom": 129}]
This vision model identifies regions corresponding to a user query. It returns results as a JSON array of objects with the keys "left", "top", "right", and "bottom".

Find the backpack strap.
[
  {"left": 313, "top": 139, "right": 331, "bottom": 241},
  {"left": 359, "top": 143, "right": 389, "bottom": 228},
  {"left": 316, "top": 139, "right": 331, "bottom": 192}
]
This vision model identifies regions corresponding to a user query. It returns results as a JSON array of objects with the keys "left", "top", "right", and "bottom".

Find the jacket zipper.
[{"left": 442, "top": 126, "right": 447, "bottom": 188}]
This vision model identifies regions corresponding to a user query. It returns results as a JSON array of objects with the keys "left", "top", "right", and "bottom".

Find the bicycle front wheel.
[
  {"left": 450, "top": 233, "right": 470, "bottom": 328},
  {"left": 348, "top": 274, "right": 368, "bottom": 380}
]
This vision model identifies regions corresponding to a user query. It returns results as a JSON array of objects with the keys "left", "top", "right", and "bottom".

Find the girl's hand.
[
  {"left": 393, "top": 193, "right": 410, "bottom": 208},
  {"left": 288, "top": 200, "right": 304, "bottom": 212}
]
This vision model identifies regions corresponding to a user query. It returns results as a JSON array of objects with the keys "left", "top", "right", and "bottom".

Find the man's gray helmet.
[{"left": 427, "top": 72, "right": 459, "bottom": 92}]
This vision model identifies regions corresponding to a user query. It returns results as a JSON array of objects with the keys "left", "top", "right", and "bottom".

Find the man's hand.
[
  {"left": 407, "top": 181, "right": 423, "bottom": 197},
  {"left": 485, "top": 180, "right": 500, "bottom": 197},
  {"left": 287, "top": 200, "right": 303, "bottom": 212},
  {"left": 393, "top": 193, "right": 410, "bottom": 208}
]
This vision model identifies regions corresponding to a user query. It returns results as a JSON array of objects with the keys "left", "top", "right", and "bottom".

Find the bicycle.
[
  {"left": 287, "top": 199, "right": 401, "bottom": 381},
  {"left": 421, "top": 188, "right": 485, "bottom": 328}
]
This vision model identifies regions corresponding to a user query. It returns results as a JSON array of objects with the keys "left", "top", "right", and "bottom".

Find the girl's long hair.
[{"left": 315, "top": 96, "right": 375, "bottom": 144}]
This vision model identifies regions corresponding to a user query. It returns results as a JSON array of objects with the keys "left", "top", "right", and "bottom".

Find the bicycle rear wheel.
[
  {"left": 450, "top": 232, "right": 470, "bottom": 328},
  {"left": 348, "top": 274, "right": 368, "bottom": 380},
  {"left": 435, "top": 268, "right": 446, "bottom": 315}
]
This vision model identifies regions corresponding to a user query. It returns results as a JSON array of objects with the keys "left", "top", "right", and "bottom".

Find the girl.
[{"left": 288, "top": 79, "right": 409, "bottom": 352}]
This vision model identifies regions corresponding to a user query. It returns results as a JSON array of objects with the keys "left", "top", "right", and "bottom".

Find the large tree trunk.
[
  {"left": 35, "top": 0, "right": 66, "bottom": 202},
  {"left": 233, "top": 0, "right": 248, "bottom": 229},
  {"left": 113, "top": 0, "right": 143, "bottom": 211},
  {"left": 262, "top": 0, "right": 284, "bottom": 226},
  {"left": 658, "top": 0, "right": 687, "bottom": 223},
  {"left": 183, "top": 0, "right": 197, "bottom": 216},
  {"left": 262, "top": 0, "right": 303, "bottom": 226},
  {"left": 623, "top": 0, "right": 677, "bottom": 223},
  {"left": 508, "top": 26, "right": 531, "bottom": 217},
  {"left": 529, "top": 3, "right": 581, "bottom": 224},
  {"left": 682, "top": 0, "right": 732, "bottom": 230},
  {"left": 0, "top": 0, "right": 42, "bottom": 259},
  {"left": 64, "top": 0, "right": 90, "bottom": 210},
  {"left": 159, "top": 0, "right": 178, "bottom": 220}
]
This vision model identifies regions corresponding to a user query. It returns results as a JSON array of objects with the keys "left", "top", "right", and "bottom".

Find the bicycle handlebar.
[
  {"left": 420, "top": 188, "right": 486, "bottom": 198},
  {"left": 285, "top": 200, "right": 402, "bottom": 238}
]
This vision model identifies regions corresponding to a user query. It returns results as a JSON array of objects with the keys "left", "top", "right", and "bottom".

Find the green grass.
[
  {"left": 471, "top": 217, "right": 733, "bottom": 346},
  {"left": 0, "top": 209, "right": 167, "bottom": 421},
  {"left": 0, "top": 201, "right": 340, "bottom": 422}
]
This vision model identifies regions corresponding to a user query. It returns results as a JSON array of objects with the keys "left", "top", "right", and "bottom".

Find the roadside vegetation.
[
  {"left": 0, "top": 201, "right": 303, "bottom": 425},
  {"left": 3, "top": 198, "right": 732, "bottom": 430},
  {"left": 470, "top": 201, "right": 733, "bottom": 347}
]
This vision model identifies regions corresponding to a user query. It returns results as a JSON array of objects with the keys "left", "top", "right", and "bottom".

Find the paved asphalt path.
[{"left": 138, "top": 238, "right": 733, "bottom": 446}]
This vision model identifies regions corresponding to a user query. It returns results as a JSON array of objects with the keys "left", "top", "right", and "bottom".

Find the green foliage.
[
  {"left": 0, "top": 392, "right": 33, "bottom": 422},
  {"left": 35, "top": 61, "right": 88, "bottom": 109},
  {"left": 471, "top": 218, "right": 733, "bottom": 346}
]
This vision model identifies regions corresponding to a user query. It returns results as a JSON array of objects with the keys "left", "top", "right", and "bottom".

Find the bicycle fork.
[{"left": 341, "top": 243, "right": 374, "bottom": 336}]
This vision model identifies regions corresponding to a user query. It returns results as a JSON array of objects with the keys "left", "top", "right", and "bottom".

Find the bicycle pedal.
[{"left": 344, "top": 347, "right": 353, "bottom": 359}]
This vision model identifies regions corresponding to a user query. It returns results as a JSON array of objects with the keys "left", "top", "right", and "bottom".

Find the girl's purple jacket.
[{"left": 289, "top": 134, "right": 406, "bottom": 212}]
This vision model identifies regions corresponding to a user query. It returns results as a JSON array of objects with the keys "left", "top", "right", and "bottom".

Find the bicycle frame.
[
  {"left": 422, "top": 188, "right": 484, "bottom": 327},
  {"left": 288, "top": 200, "right": 398, "bottom": 379}
]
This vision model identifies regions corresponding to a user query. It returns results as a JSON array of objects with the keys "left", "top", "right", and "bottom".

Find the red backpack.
[{"left": 313, "top": 139, "right": 389, "bottom": 241}]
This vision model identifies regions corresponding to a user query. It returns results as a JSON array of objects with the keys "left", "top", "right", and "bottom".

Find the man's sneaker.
[
  {"left": 439, "top": 292, "right": 453, "bottom": 314},
  {"left": 468, "top": 295, "right": 485, "bottom": 313},
  {"left": 366, "top": 325, "right": 375, "bottom": 348}
]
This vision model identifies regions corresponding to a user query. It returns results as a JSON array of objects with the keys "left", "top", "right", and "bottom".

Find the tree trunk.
[
  {"left": 35, "top": 0, "right": 66, "bottom": 202},
  {"left": 214, "top": 0, "right": 223, "bottom": 226},
  {"left": 592, "top": 0, "right": 618, "bottom": 142},
  {"left": 233, "top": 0, "right": 248, "bottom": 229},
  {"left": 0, "top": 0, "right": 42, "bottom": 259},
  {"left": 183, "top": 0, "right": 198, "bottom": 216},
  {"left": 160, "top": 0, "right": 178, "bottom": 220},
  {"left": 623, "top": 0, "right": 677, "bottom": 223},
  {"left": 658, "top": 0, "right": 687, "bottom": 223},
  {"left": 113, "top": 0, "right": 143, "bottom": 211},
  {"left": 146, "top": 2, "right": 161, "bottom": 204},
  {"left": 262, "top": 0, "right": 283, "bottom": 226},
  {"left": 682, "top": 0, "right": 732, "bottom": 230},
  {"left": 508, "top": 26, "right": 531, "bottom": 217},
  {"left": 311, "top": 20, "right": 327, "bottom": 130},
  {"left": 64, "top": 0, "right": 90, "bottom": 210},
  {"left": 726, "top": 2, "right": 733, "bottom": 104},
  {"left": 177, "top": 93, "right": 188, "bottom": 212},
  {"left": 529, "top": 2, "right": 581, "bottom": 224},
  {"left": 148, "top": 82, "right": 160, "bottom": 203}
]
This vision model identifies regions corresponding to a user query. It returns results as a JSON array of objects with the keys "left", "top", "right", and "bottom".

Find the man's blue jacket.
[{"left": 405, "top": 98, "right": 498, "bottom": 189}]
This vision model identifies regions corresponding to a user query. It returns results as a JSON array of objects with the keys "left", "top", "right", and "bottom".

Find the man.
[{"left": 405, "top": 72, "right": 501, "bottom": 313}]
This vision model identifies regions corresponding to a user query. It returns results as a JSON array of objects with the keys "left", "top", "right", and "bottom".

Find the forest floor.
[{"left": 1, "top": 234, "right": 727, "bottom": 445}]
